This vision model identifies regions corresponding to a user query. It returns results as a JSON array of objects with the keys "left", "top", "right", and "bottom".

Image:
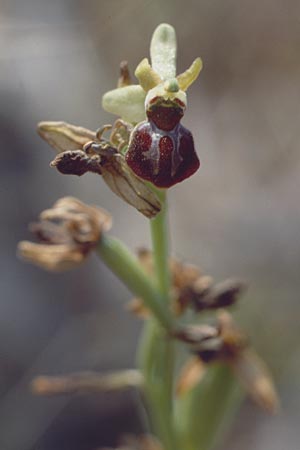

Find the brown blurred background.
[{"left": 1, "top": 0, "right": 300, "bottom": 449}]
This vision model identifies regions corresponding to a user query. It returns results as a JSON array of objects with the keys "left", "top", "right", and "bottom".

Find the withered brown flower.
[
  {"left": 127, "top": 249, "right": 244, "bottom": 317},
  {"left": 37, "top": 121, "right": 161, "bottom": 219},
  {"left": 176, "top": 311, "right": 279, "bottom": 414},
  {"left": 18, "top": 197, "right": 111, "bottom": 271}
]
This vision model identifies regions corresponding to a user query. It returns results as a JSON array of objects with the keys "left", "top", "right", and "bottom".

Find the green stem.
[
  {"left": 150, "top": 190, "right": 170, "bottom": 298},
  {"left": 138, "top": 190, "right": 177, "bottom": 450},
  {"left": 96, "top": 235, "right": 173, "bottom": 330}
]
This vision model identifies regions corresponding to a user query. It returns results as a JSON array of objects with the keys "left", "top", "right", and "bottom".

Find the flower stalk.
[
  {"left": 96, "top": 235, "right": 173, "bottom": 331},
  {"left": 138, "top": 190, "right": 177, "bottom": 450}
]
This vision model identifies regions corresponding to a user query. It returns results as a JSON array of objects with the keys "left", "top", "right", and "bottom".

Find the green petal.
[
  {"left": 135, "top": 58, "right": 162, "bottom": 92},
  {"left": 102, "top": 85, "right": 146, "bottom": 124},
  {"left": 177, "top": 57, "right": 203, "bottom": 91}
]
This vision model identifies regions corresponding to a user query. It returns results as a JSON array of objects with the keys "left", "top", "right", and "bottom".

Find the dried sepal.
[
  {"left": 31, "top": 369, "right": 143, "bottom": 396},
  {"left": 18, "top": 197, "right": 112, "bottom": 271},
  {"left": 232, "top": 350, "right": 279, "bottom": 414},
  {"left": 37, "top": 121, "right": 96, "bottom": 153},
  {"left": 176, "top": 356, "right": 207, "bottom": 396},
  {"left": 17, "top": 242, "right": 86, "bottom": 271},
  {"left": 84, "top": 141, "right": 161, "bottom": 218}
]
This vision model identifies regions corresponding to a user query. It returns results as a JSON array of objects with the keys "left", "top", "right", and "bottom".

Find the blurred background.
[{"left": 1, "top": 0, "right": 300, "bottom": 449}]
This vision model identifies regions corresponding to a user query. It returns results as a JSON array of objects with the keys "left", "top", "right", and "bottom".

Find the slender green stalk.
[
  {"left": 150, "top": 190, "right": 170, "bottom": 298},
  {"left": 138, "top": 190, "right": 177, "bottom": 450},
  {"left": 96, "top": 235, "right": 173, "bottom": 330},
  {"left": 96, "top": 232, "right": 176, "bottom": 448}
]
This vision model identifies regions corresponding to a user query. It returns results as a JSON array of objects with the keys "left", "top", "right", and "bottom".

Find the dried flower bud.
[
  {"left": 171, "top": 260, "right": 202, "bottom": 290},
  {"left": 50, "top": 149, "right": 102, "bottom": 175},
  {"left": 118, "top": 61, "right": 132, "bottom": 88},
  {"left": 18, "top": 197, "right": 111, "bottom": 271},
  {"left": 186, "top": 278, "right": 246, "bottom": 312}
]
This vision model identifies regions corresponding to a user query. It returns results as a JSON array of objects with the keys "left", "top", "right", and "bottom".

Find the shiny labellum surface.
[{"left": 125, "top": 118, "right": 200, "bottom": 188}]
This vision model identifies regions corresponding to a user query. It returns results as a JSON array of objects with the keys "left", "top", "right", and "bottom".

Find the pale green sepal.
[
  {"left": 102, "top": 85, "right": 146, "bottom": 124},
  {"left": 150, "top": 23, "right": 177, "bottom": 81}
]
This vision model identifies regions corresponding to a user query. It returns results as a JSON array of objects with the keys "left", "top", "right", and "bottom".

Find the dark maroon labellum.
[{"left": 125, "top": 103, "right": 200, "bottom": 188}]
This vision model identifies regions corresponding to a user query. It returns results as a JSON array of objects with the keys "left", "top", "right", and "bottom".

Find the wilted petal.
[
  {"left": 17, "top": 241, "right": 85, "bottom": 271},
  {"left": 51, "top": 150, "right": 102, "bottom": 176},
  {"left": 191, "top": 278, "right": 246, "bottom": 312},
  {"left": 174, "top": 324, "right": 218, "bottom": 345},
  {"left": 37, "top": 121, "right": 96, "bottom": 153},
  {"left": 18, "top": 197, "right": 112, "bottom": 272},
  {"left": 232, "top": 349, "right": 279, "bottom": 414},
  {"left": 150, "top": 23, "right": 177, "bottom": 80},
  {"left": 100, "top": 153, "right": 161, "bottom": 218},
  {"left": 171, "top": 260, "right": 202, "bottom": 290},
  {"left": 102, "top": 85, "right": 146, "bottom": 123}
]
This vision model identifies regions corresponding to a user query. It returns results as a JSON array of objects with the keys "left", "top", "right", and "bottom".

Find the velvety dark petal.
[
  {"left": 126, "top": 122, "right": 200, "bottom": 188},
  {"left": 147, "top": 104, "right": 183, "bottom": 131}
]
